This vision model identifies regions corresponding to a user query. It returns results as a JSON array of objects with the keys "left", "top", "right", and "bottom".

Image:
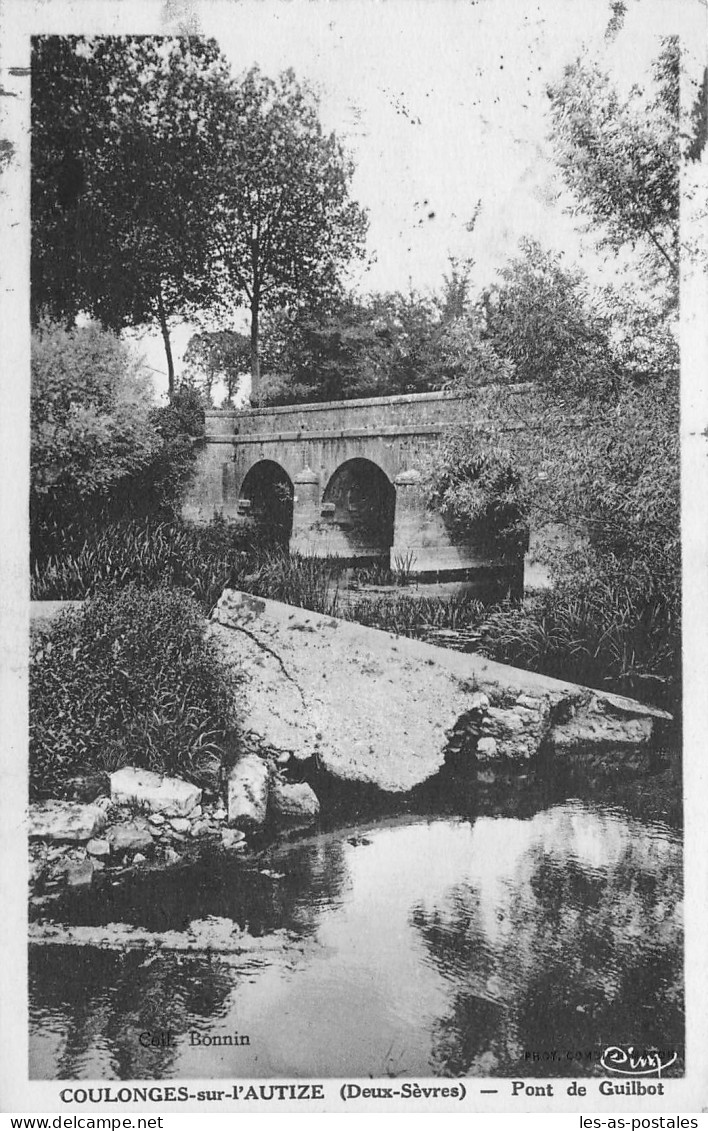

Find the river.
[{"left": 29, "top": 773, "right": 683, "bottom": 1080}]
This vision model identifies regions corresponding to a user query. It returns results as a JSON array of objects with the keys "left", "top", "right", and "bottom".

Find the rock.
[
  {"left": 213, "top": 808, "right": 227, "bottom": 822},
  {"left": 209, "top": 590, "right": 672, "bottom": 793},
  {"left": 276, "top": 751, "right": 291, "bottom": 766},
  {"left": 65, "top": 857, "right": 95, "bottom": 887},
  {"left": 164, "top": 847, "right": 181, "bottom": 865},
  {"left": 476, "top": 737, "right": 498, "bottom": 760},
  {"left": 109, "top": 767, "right": 202, "bottom": 818},
  {"left": 169, "top": 818, "right": 191, "bottom": 834},
  {"left": 221, "top": 828, "right": 247, "bottom": 850},
  {"left": 191, "top": 806, "right": 202, "bottom": 819},
  {"left": 227, "top": 755, "right": 269, "bottom": 829},
  {"left": 551, "top": 698, "right": 654, "bottom": 753},
  {"left": 516, "top": 694, "right": 543, "bottom": 710},
  {"left": 480, "top": 701, "right": 551, "bottom": 761},
  {"left": 132, "top": 853, "right": 147, "bottom": 864},
  {"left": 107, "top": 822, "right": 154, "bottom": 855},
  {"left": 483, "top": 707, "right": 525, "bottom": 734},
  {"left": 29, "top": 801, "right": 107, "bottom": 843},
  {"left": 270, "top": 780, "right": 320, "bottom": 826},
  {"left": 148, "top": 813, "right": 166, "bottom": 826},
  {"left": 86, "top": 838, "right": 110, "bottom": 858}
]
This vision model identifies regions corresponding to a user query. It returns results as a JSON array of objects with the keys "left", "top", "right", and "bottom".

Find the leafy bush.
[
  {"left": 424, "top": 442, "right": 529, "bottom": 558},
  {"left": 30, "top": 323, "right": 206, "bottom": 563},
  {"left": 30, "top": 586, "right": 238, "bottom": 799}
]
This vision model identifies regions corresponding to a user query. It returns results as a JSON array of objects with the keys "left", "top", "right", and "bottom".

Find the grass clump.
[{"left": 30, "top": 585, "right": 238, "bottom": 800}]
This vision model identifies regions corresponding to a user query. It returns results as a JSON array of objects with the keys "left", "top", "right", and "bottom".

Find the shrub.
[
  {"left": 29, "top": 586, "right": 238, "bottom": 799},
  {"left": 30, "top": 321, "right": 206, "bottom": 562}
]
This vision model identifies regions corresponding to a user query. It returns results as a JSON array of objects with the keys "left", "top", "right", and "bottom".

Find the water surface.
[{"left": 29, "top": 798, "right": 683, "bottom": 1079}]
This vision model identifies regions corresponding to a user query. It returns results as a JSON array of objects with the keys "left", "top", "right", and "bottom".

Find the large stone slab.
[
  {"left": 29, "top": 801, "right": 107, "bottom": 842},
  {"left": 109, "top": 767, "right": 202, "bottom": 817},
  {"left": 209, "top": 590, "right": 672, "bottom": 795},
  {"left": 227, "top": 754, "right": 270, "bottom": 829}
]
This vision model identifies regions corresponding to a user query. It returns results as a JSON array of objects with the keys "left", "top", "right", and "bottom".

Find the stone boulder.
[
  {"left": 221, "top": 827, "right": 247, "bottom": 850},
  {"left": 270, "top": 780, "right": 320, "bottom": 827},
  {"left": 29, "top": 801, "right": 107, "bottom": 843},
  {"left": 479, "top": 696, "right": 551, "bottom": 761},
  {"left": 227, "top": 755, "right": 270, "bottom": 829},
  {"left": 109, "top": 767, "right": 202, "bottom": 818},
  {"left": 107, "top": 821, "right": 154, "bottom": 855},
  {"left": 550, "top": 696, "right": 654, "bottom": 753}
]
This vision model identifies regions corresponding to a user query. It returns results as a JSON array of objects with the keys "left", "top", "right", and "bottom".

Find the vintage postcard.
[{"left": 1, "top": 0, "right": 707, "bottom": 1118}]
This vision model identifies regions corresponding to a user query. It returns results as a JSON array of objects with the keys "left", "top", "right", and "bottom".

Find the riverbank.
[{"left": 28, "top": 589, "right": 676, "bottom": 908}]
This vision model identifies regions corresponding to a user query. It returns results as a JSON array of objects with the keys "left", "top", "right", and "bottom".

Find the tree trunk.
[
  {"left": 250, "top": 298, "right": 261, "bottom": 403},
  {"left": 157, "top": 286, "right": 175, "bottom": 398}
]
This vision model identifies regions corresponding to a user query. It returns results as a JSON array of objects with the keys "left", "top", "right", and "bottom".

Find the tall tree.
[
  {"left": 207, "top": 68, "right": 368, "bottom": 398},
  {"left": 32, "top": 36, "right": 231, "bottom": 394},
  {"left": 480, "top": 239, "right": 616, "bottom": 391},
  {"left": 182, "top": 329, "right": 251, "bottom": 405},
  {"left": 547, "top": 37, "right": 679, "bottom": 290}
]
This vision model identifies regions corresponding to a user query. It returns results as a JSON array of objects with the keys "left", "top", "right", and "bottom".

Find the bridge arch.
[
  {"left": 238, "top": 459, "right": 294, "bottom": 543},
  {"left": 321, "top": 457, "right": 395, "bottom": 559}
]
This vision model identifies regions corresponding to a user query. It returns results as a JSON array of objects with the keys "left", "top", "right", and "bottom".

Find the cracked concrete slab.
[{"left": 209, "top": 590, "right": 671, "bottom": 795}]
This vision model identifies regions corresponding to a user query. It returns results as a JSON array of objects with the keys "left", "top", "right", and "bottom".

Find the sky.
[{"left": 22, "top": 0, "right": 707, "bottom": 397}]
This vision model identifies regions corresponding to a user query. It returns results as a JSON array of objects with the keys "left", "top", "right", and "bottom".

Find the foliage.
[
  {"left": 207, "top": 66, "right": 368, "bottom": 393},
  {"left": 476, "top": 557, "right": 679, "bottom": 709},
  {"left": 30, "top": 586, "right": 237, "bottom": 799},
  {"left": 258, "top": 299, "right": 387, "bottom": 404},
  {"left": 182, "top": 330, "right": 251, "bottom": 405},
  {"left": 30, "top": 323, "right": 205, "bottom": 559},
  {"left": 141, "top": 383, "right": 206, "bottom": 509},
  {"left": 31, "top": 36, "right": 232, "bottom": 393},
  {"left": 31, "top": 516, "right": 249, "bottom": 612},
  {"left": 480, "top": 239, "right": 616, "bottom": 391},
  {"left": 547, "top": 37, "right": 679, "bottom": 287},
  {"left": 424, "top": 439, "right": 529, "bottom": 557},
  {"left": 257, "top": 282, "right": 495, "bottom": 406},
  {"left": 31, "top": 320, "right": 159, "bottom": 507}
]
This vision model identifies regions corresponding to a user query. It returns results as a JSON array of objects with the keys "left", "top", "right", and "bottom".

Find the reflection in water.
[
  {"left": 29, "top": 801, "right": 683, "bottom": 1079},
  {"left": 410, "top": 805, "right": 683, "bottom": 1076},
  {"left": 30, "top": 948, "right": 236, "bottom": 1080}
]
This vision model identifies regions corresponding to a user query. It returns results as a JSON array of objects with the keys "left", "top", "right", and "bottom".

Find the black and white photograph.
[{"left": 2, "top": 0, "right": 707, "bottom": 1116}]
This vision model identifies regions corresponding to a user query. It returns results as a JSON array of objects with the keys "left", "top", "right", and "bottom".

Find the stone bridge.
[{"left": 182, "top": 387, "right": 527, "bottom": 586}]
